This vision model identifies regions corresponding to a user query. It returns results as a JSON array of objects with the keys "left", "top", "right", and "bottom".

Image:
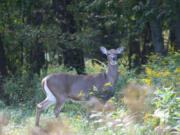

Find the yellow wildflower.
[
  {"left": 160, "top": 121, "right": 163, "bottom": 125},
  {"left": 74, "top": 118, "right": 80, "bottom": 121},
  {"left": 175, "top": 67, "right": 180, "bottom": 73},
  {"left": 143, "top": 113, "right": 150, "bottom": 122},
  {"left": 107, "top": 98, "right": 113, "bottom": 103},
  {"left": 89, "top": 91, "right": 94, "bottom": 95},
  {"left": 145, "top": 67, "right": 152, "bottom": 76},
  {"left": 75, "top": 115, "right": 80, "bottom": 118},
  {"left": 131, "top": 54, "right": 136, "bottom": 60},
  {"left": 164, "top": 81, "right": 172, "bottom": 88},
  {"left": 74, "top": 115, "right": 80, "bottom": 121},
  {"left": 145, "top": 67, "right": 162, "bottom": 78},
  {"left": 163, "top": 71, "right": 171, "bottom": 77},
  {"left": 77, "top": 91, "right": 84, "bottom": 98},
  {"left": 153, "top": 71, "right": 161, "bottom": 78},
  {"left": 104, "top": 82, "right": 111, "bottom": 86},
  {"left": 127, "top": 79, "right": 132, "bottom": 83},
  {"left": 151, "top": 54, "right": 157, "bottom": 59},
  {"left": 142, "top": 78, "right": 151, "bottom": 86},
  {"left": 102, "top": 88, "right": 107, "bottom": 92}
]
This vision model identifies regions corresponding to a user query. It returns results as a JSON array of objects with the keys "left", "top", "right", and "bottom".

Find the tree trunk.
[
  {"left": 141, "top": 23, "right": 154, "bottom": 64},
  {"left": 170, "top": 29, "right": 176, "bottom": 50},
  {"left": 128, "top": 40, "right": 141, "bottom": 73},
  {"left": 26, "top": 0, "right": 45, "bottom": 76},
  {"left": 28, "top": 41, "right": 45, "bottom": 75},
  {"left": 174, "top": 19, "right": 180, "bottom": 51},
  {"left": 0, "top": 35, "right": 9, "bottom": 105},
  {"left": 63, "top": 48, "right": 85, "bottom": 74},
  {"left": 149, "top": 0, "right": 164, "bottom": 55},
  {"left": 20, "top": 41, "right": 24, "bottom": 67},
  {"left": 149, "top": 20, "right": 164, "bottom": 55},
  {"left": 0, "top": 35, "right": 7, "bottom": 77}
]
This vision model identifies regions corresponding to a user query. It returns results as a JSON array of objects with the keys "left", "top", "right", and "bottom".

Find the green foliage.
[
  {"left": 3, "top": 73, "right": 43, "bottom": 105},
  {"left": 152, "top": 87, "right": 179, "bottom": 127}
]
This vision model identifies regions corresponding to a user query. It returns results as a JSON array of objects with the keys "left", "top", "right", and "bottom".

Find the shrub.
[{"left": 2, "top": 73, "right": 44, "bottom": 105}]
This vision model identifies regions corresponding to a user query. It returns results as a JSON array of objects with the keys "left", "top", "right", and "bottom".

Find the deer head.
[{"left": 100, "top": 46, "right": 125, "bottom": 65}]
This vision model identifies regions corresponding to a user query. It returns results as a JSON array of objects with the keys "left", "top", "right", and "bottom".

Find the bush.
[{"left": 2, "top": 73, "right": 44, "bottom": 105}]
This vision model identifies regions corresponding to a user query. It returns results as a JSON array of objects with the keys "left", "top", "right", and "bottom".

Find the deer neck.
[{"left": 106, "top": 62, "right": 119, "bottom": 87}]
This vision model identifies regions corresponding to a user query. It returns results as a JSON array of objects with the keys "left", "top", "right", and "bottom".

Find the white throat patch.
[{"left": 110, "top": 61, "right": 117, "bottom": 65}]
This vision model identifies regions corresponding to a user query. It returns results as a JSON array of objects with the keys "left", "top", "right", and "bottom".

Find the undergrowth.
[{"left": 0, "top": 52, "right": 179, "bottom": 135}]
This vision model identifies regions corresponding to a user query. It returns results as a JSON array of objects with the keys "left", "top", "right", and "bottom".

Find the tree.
[
  {"left": 173, "top": 11, "right": 180, "bottom": 51},
  {"left": 148, "top": 0, "right": 165, "bottom": 55},
  {"left": 0, "top": 35, "right": 7, "bottom": 78},
  {"left": 25, "top": 0, "right": 45, "bottom": 76},
  {"left": 51, "top": 0, "right": 85, "bottom": 74}
]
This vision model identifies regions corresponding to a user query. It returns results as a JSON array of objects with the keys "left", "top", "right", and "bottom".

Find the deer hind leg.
[
  {"left": 54, "top": 98, "right": 65, "bottom": 119},
  {"left": 35, "top": 79, "right": 56, "bottom": 126},
  {"left": 35, "top": 98, "right": 55, "bottom": 126}
]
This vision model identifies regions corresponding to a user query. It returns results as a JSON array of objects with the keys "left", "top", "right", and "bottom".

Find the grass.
[{"left": 0, "top": 52, "right": 180, "bottom": 135}]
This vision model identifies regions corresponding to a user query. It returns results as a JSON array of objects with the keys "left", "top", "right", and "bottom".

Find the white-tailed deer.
[{"left": 35, "top": 46, "right": 125, "bottom": 126}]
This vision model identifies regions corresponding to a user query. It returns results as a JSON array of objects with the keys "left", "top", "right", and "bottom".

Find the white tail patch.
[{"left": 44, "top": 78, "right": 56, "bottom": 103}]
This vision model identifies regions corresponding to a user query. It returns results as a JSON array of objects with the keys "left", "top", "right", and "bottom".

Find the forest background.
[{"left": 0, "top": 0, "right": 179, "bottom": 135}]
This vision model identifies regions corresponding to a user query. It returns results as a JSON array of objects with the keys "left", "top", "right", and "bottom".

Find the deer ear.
[
  {"left": 116, "top": 46, "right": 125, "bottom": 54},
  {"left": 100, "top": 46, "right": 107, "bottom": 55}
]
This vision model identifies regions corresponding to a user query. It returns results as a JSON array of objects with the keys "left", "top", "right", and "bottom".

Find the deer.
[{"left": 35, "top": 46, "right": 125, "bottom": 126}]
